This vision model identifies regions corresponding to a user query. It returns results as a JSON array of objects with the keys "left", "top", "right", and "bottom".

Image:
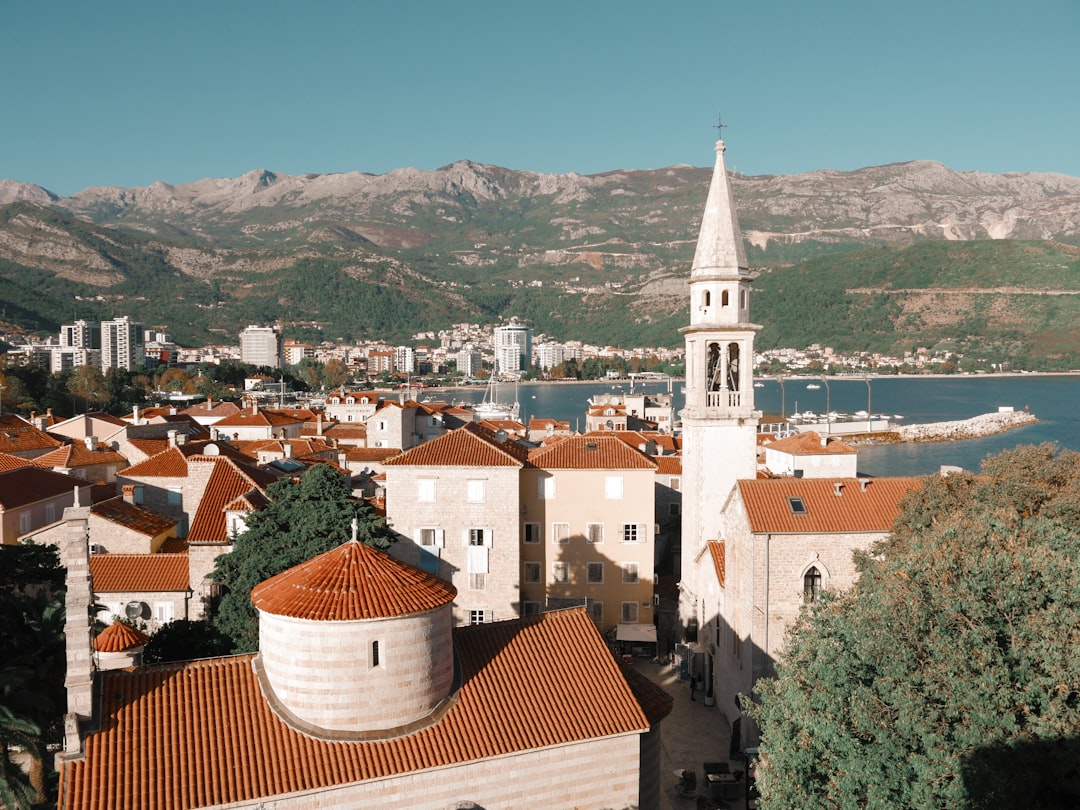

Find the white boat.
[
  {"left": 472, "top": 377, "right": 520, "bottom": 421},
  {"left": 753, "top": 382, "right": 765, "bottom": 388},
  {"left": 806, "top": 383, "right": 821, "bottom": 390}
]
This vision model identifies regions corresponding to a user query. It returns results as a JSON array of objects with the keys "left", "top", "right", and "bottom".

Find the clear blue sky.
[{"left": 2, "top": 0, "right": 1077, "bottom": 196}]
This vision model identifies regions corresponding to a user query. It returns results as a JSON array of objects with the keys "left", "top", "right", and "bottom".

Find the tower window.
[
  {"left": 702, "top": 290, "right": 711, "bottom": 307},
  {"left": 721, "top": 290, "right": 730, "bottom": 307},
  {"left": 372, "top": 640, "right": 380, "bottom": 666},
  {"left": 804, "top": 567, "right": 822, "bottom": 601}
]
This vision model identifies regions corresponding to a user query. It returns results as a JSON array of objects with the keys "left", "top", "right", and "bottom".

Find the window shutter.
[
  {"left": 468, "top": 545, "right": 489, "bottom": 574},
  {"left": 435, "top": 529, "right": 445, "bottom": 548},
  {"left": 413, "top": 528, "right": 423, "bottom": 544},
  {"left": 462, "top": 528, "right": 471, "bottom": 547},
  {"left": 483, "top": 528, "right": 493, "bottom": 547}
]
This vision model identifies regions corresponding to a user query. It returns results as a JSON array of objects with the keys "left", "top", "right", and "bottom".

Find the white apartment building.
[
  {"left": 535, "top": 341, "right": 565, "bottom": 371},
  {"left": 101, "top": 317, "right": 146, "bottom": 371},
  {"left": 239, "top": 325, "right": 283, "bottom": 368},
  {"left": 455, "top": 348, "right": 482, "bottom": 377},
  {"left": 394, "top": 346, "right": 416, "bottom": 374},
  {"left": 493, "top": 321, "right": 532, "bottom": 376}
]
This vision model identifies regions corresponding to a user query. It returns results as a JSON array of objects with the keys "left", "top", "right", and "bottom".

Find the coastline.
[{"left": 842, "top": 410, "right": 1039, "bottom": 446}]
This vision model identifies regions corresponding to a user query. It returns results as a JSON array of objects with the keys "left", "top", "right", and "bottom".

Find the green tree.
[
  {"left": 749, "top": 444, "right": 1080, "bottom": 809},
  {"left": 67, "top": 365, "right": 108, "bottom": 412},
  {"left": 323, "top": 357, "right": 350, "bottom": 389},
  {"left": 211, "top": 463, "right": 395, "bottom": 653},
  {"left": 142, "top": 619, "right": 233, "bottom": 665}
]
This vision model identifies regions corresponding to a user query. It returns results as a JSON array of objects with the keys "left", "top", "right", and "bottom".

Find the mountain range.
[{"left": 2, "top": 159, "right": 1079, "bottom": 367}]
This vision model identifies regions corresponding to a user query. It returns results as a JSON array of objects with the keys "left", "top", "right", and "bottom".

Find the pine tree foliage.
[
  {"left": 212, "top": 463, "right": 395, "bottom": 653},
  {"left": 749, "top": 444, "right": 1080, "bottom": 809}
]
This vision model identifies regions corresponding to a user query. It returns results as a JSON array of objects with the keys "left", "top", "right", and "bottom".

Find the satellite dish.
[
  {"left": 606, "top": 419, "right": 615, "bottom": 430},
  {"left": 203, "top": 442, "right": 220, "bottom": 455},
  {"left": 125, "top": 601, "right": 143, "bottom": 621}
]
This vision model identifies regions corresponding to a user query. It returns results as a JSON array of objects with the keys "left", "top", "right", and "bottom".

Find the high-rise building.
[
  {"left": 535, "top": 342, "right": 565, "bottom": 371},
  {"left": 493, "top": 320, "right": 532, "bottom": 376},
  {"left": 455, "top": 348, "right": 482, "bottom": 377},
  {"left": 394, "top": 346, "right": 416, "bottom": 374},
  {"left": 60, "top": 320, "right": 101, "bottom": 351},
  {"left": 100, "top": 316, "right": 146, "bottom": 371},
  {"left": 239, "top": 325, "right": 283, "bottom": 369}
]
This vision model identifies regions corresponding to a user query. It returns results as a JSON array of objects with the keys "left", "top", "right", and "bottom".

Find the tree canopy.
[
  {"left": 211, "top": 463, "right": 395, "bottom": 653},
  {"left": 749, "top": 444, "right": 1080, "bottom": 809}
]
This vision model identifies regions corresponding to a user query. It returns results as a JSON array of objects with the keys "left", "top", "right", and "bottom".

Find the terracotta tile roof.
[
  {"left": 343, "top": 447, "right": 399, "bottom": 462},
  {"left": 529, "top": 417, "right": 571, "bottom": 430},
  {"left": 587, "top": 404, "right": 627, "bottom": 416},
  {"left": 121, "top": 447, "right": 190, "bottom": 477},
  {"left": 0, "top": 451, "right": 33, "bottom": 472},
  {"left": 0, "top": 414, "right": 64, "bottom": 454},
  {"left": 33, "top": 442, "right": 128, "bottom": 469},
  {"left": 91, "top": 497, "right": 178, "bottom": 537},
  {"left": 90, "top": 553, "right": 190, "bottom": 592},
  {"left": 94, "top": 621, "right": 149, "bottom": 652},
  {"left": 158, "top": 537, "right": 188, "bottom": 554},
  {"left": 707, "top": 541, "right": 725, "bottom": 587},
  {"left": 126, "top": 438, "right": 170, "bottom": 458},
  {"left": 765, "top": 430, "right": 857, "bottom": 455},
  {"left": 179, "top": 401, "right": 242, "bottom": 419},
  {"left": 252, "top": 540, "right": 457, "bottom": 621},
  {"left": 59, "top": 608, "right": 656, "bottom": 810},
  {"left": 737, "top": 477, "right": 922, "bottom": 534},
  {"left": 213, "top": 408, "right": 306, "bottom": 428},
  {"left": 528, "top": 435, "right": 658, "bottom": 471},
  {"left": 186, "top": 458, "right": 272, "bottom": 544},
  {"left": 619, "top": 660, "right": 675, "bottom": 726},
  {"left": 383, "top": 422, "right": 529, "bottom": 467},
  {"left": 475, "top": 418, "right": 526, "bottom": 432},
  {"left": 0, "top": 466, "right": 88, "bottom": 509},
  {"left": 301, "top": 421, "right": 367, "bottom": 439},
  {"left": 654, "top": 456, "right": 682, "bottom": 475}
]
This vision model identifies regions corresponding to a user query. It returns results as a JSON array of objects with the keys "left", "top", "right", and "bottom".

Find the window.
[
  {"left": 19, "top": 512, "right": 31, "bottom": 534},
  {"left": 371, "top": 640, "right": 380, "bottom": 667},
  {"left": 669, "top": 502, "right": 681, "bottom": 517},
  {"left": 154, "top": 603, "right": 173, "bottom": 623},
  {"left": 537, "top": 476, "right": 556, "bottom": 500},
  {"left": 622, "top": 563, "right": 639, "bottom": 584},
  {"left": 469, "top": 573, "right": 487, "bottom": 590},
  {"left": 44, "top": 504, "right": 55, "bottom": 523},
  {"left": 586, "top": 562, "right": 604, "bottom": 584},
  {"left": 604, "top": 476, "right": 624, "bottom": 499},
  {"left": 702, "top": 290, "right": 711, "bottom": 307},
  {"left": 622, "top": 523, "right": 643, "bottom": 544},
  {"left": 722, "top": 289, "right": 730, "bottom": 307},
  {"left": 804, "top": 566, "right": 822, "bottom": 602},
  {"left": 523, "top": 601, "right": 541, "bottom": 616},
  {"left": 417, "top": 528, "right": 444, "bottom": 548},
  {"left": 466, "top": 479, "right": 486, "bottom": 503},
  {"left": 553, "top": 562, "right": 569, "bottom": 584},
  {"left": 621, "top": 601, "right": 639, "bottom": 623},
  {"left": 588, "top": 601, "right": 604, "bottom": 624},
  {"left": 552, "top": 522, "right": 570, "bottom": 544},
  {"left": 587, "top": 523, "right": 604, "bottom": 544},
  {"left": 467, "top": 528, "right": 491, "bottom": 546},
  {"left": 788, "top": 496, "right": 808, "bottom": 515},
  {"left": 523, "top": 561, "right": 541, "bottom": 584},
  {"left": 418, "top": 478, "right": 436, "bottom": 503},
  {"left": 469, "top": 610, "right": 489, "bottom": 625},
  {"left": 670, "top": 477, "right": 681, "bottom": 491},
  {"left": 523, "top": 523, "right": 541, "bottom": 544}
]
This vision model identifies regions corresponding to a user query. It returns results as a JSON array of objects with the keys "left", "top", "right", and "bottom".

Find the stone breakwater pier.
[{"left": 849, "top": 410, "right": 1038, "bottom": 445}]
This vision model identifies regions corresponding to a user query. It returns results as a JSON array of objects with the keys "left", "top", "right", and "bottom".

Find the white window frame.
[
  {"left": 417, "top": 478, "right": 437, "bottom": 503},
  {"left": 586, "top": 561, "right": 604, "bottom": 584},
  {"left": 587, "top": 522, "right": 604, "bottom": 544},
  {"left": 416, "top": 527, "right": 445, "bottom": 548},
  {"left": 537, "top": 476, "right": 556, "bottom": 500},
  {"left": 621, "top": 601, "right": 639, "bottom": 623},
  {"left": 154, "top": 602, "right": 174, "bottom": 623},
  {"left": 469, "top": 609, "right": 490, "bottom": 625},
  {"left": 622, "top": 562, "right": 640, "bottom": 584},
  {"left": 552, "top": 522, "right": 570, "bottom": 544},
  {"left": 19, "top": 511, "right": 32, "bottom": 534},
  {"left": 466, "top": 528, "right": 492, "bottom": 547},
  {"left": 553, "top": 562, "right": 569, "bottom": 584},
  {"left": 523, "top": 561, "right": 541, "bottom": 584},
  {"left": 466, "top": 478, "right": 486, "bottom": 503},
  {"left": 622, "top": 523, "right": 645, "bottom": 544},
  {"left": 604, "top": 476, "right": 624, "bottom": 500}
]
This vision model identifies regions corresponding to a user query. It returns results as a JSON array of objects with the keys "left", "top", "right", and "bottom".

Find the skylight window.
[{"left": 787, "top": 496, "right": 808, "bottom": 515}]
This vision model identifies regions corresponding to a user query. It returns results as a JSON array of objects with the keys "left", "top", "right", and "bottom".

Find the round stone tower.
[{"left": 251, "top": 538, "right": 457, "bottom": 737}]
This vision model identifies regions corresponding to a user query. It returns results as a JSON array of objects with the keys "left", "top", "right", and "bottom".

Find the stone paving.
[{"left": 633, "top": 658, "right": 752, "bottom": 810}]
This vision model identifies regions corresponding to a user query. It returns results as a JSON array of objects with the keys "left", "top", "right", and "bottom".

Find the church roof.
[
  {"left": 58, "top": 609, "right": 662, "bottom": 810},
  {"left": 251, "top": 540, "right": 457, "bottom": 621},
  {"left": 690, "top": 139, "right": 748, "bottom": 279},
  {"left": 737, "top": 476, "right": 921, "bottom": 534}
]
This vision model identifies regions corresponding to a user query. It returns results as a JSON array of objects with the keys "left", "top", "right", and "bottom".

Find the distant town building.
[
  {"left": 494, "top": 320, "right": 532, "bottom": 376},
  {"left": 455, "top": 348, "right": 482, "bottom": 377},
  {"left": 239, "top": 325, "right": 283, "bottom": 369},
  {"left": 100, "top": 316, "right": 146, "bottom": 371},
  {"left": 393, "top": 346, "right": 416, "bottom": 374},
  {"left": 535, "top": 341, "right": 565, "bottom": 371}
]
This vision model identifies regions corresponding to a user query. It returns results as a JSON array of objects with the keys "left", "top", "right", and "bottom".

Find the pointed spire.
[{"left": 690, "top": 139, "right": 748, "bottom": 280}]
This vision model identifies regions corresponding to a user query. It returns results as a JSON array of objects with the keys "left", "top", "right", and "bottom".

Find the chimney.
[
  {"left": 83, "top": 436, "right": 96, "bottom": 451},
  {"left": 176, "top": 431, "right": 187, "bottom": 446},
  {"left": 169, "top": 407, "right": 177, "bottom": 416},
  {"left": 283, "top": 443, "right": 293, "bottom": 459},
  {"left": 59, "top": 504, "right": 94, "bottom": 756},
  {"left": 122, "top": 484, "right": 136, "bottom": 505},
  {"left": 167, "top": 429, "right": 178, "bottom": 447},
  {"left": 820, "top": 435, "right": 828, "bottom": 448},
  {"left": 833, "top": 482, "right": 843, "bottom": 496},
  {"left": 206, "top": 395, "right": 213, "bottom": 411},
  {"left": 317, "top": 412, "right": 323, "bottom": 436},
  {"left": 858, "top": 477, "right": 870, "bottom": 492},
  {"left": 132, "top": 405, "right": 140, "bottom": 425}
]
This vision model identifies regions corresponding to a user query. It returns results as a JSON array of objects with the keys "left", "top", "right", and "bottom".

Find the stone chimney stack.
[
  {"left": 59, "top": 506, "right": 94, "bottom": 758},
  {"left": 167, "top": 429, "right": 178, "bottom": 447},
  {"left": 122, "top": 484, "right": 136, "bottom": 504},
  {"left": 283, "top": 442, "right": 293, "bottom": 459},
  {"left": 132, "top": 405, "right": 140, "bottom": 425}
]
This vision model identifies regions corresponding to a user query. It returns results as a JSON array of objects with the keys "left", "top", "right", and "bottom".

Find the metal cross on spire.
[{"left": 714, "top": 115, "right": 727, "bottom": 140}]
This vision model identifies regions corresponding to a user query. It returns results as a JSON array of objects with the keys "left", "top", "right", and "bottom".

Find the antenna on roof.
[{"left": 350, "top": 517, "right": 358, "bottom": 543}]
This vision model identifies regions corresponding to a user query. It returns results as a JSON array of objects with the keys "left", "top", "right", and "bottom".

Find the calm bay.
[{"left": 441, "top": 374, "right": 1077, "bottom": 477}]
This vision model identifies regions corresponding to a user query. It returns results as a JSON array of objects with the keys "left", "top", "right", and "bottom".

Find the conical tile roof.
[
  {"left": 251, "top": 540, "right": 457, "bottom": 621},
  {"left": 94, "top": 621, "right": 150, "bottom": 652}
]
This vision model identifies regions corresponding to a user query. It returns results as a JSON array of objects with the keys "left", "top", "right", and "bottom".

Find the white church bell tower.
[{"left": 679, "top": 134, "right": 761, "bottom": 621}]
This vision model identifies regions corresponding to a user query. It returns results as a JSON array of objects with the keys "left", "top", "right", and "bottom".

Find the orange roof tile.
[
  {"left": 91, "top": 497, "right": 177, "bottom": 537},
  {"left": 213, "top": 408, "right": 307, "bottom": 428},
  {"left": 528, "top": 435, "right": 657, "bottom": 471},
  {"left": 252, "top": 540, "right": 457, "bottom": 621},
  {"left": 90, "top": 554, "right": 190, "bottom": 592},
  {"left": 186, "top": 458, "right": 273, "bottom": 544},
  {"left": 529, "top": 417, "right": 570, "bottom": 430},
  {"left": 343, "top": 447, "right": 399, "bottom": 462},
  {"left": 0, "top": 451, "right": 33, "bottom": 472},
  {"left": 383, "top": 423, "right": 529, "bottom": 467},
  {"left": 654, "top": 456, "right": 682, "bottom": 475},
  {"left": 0, "top": 414, "right": 63, "bottom": 454},
  {"left": 34, "top": 442, "right": 128, "bottom": 469},
  {"left": 737, "top": 477, "right": 922, "bottom": 534},
  {"left": 765, "top": 430, "right": 858, "bottom": 455},
  {"left": 59, "top": 609, "right": 656, "bottom": 810},
  {"left": 158, "top": 537, "right": 188, "bottom": 554},
  {"left": 707, "top": 541, "right": 725, "bottom": 588},
  {"left": 94, "top": 621, "right": 149, "bottom": 652},
  {"left": 0, "top": 467, "right": 88, "bottom": 509}
]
